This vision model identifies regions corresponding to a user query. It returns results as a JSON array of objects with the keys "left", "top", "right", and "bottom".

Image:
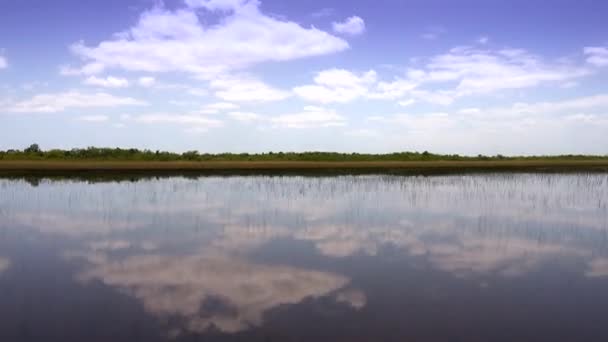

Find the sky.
[{"left": 1, "top": 0, "right": 608, "bottom": 155}]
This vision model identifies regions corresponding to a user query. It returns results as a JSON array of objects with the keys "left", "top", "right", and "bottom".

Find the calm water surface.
[{"left": 1, "top": 174, "right": 608, "bottom": 341}]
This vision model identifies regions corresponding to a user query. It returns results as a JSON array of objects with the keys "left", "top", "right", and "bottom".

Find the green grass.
[{"left": 2, "top": 145, "right": 607, "bottom": 176}]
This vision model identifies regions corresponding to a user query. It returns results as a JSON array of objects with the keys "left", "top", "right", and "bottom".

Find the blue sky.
[{"left": 1, "top": 0, "right": 608, "bottom": 155}]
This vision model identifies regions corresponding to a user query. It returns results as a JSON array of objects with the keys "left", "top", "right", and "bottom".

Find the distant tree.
[
  {"left": 24, "top": 143, "right": 41, "bottom": 153},
  {"left": 182, "top": 150, "right": 200, "bottom": 160}
]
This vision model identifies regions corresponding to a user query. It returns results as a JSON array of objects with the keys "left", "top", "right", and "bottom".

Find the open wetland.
[{"left": 1, "top": 173, "right": 608, "bottom": 341}]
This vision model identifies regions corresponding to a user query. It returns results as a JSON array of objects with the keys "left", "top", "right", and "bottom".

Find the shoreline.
[{"left": 1, "top": 160, "right": 608, "bottom": 177}]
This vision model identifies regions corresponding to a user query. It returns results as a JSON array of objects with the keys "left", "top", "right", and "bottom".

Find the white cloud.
[
  {"left": 184, "top": 0, "right": 253, "bottom": 12},
  {"left": 370, "top": 94, "right": 608, "bottom": 154},
  {"left": 415, "top": 47, "right": 588, "bottom": 95},
  {"left": 137, "top": 76, "right": 156, "bottom": 87},
  {"left": 199, "top": 102, "right": 240, "bottom": 114},
  {"left": 332, "top": 16, "right": 365, "bottom": 35},
  {"left": 228, "top": 111, "right": 261, "bottom": 122},
  {"left": 69, "top": 1, "right": 349, "bottom": 77},
  {"left": 0, "top": 55, "right": 7, "bottom": 69},
  {"left": 131, "top": 113, "right": 222, "bottom": 125},
  {"left": 210, "top": 75, "right": 290, "bottom": 102},
  {"left": 584, "top": 46, "right": 608, "bottom": 67},
  {"left": 372, "top": 46, "right": 590, "bottom": 105},
  {"left": 76, "top": 115, "right": 110, "bottom": 122},
  {"left": 84, "top": 75, "right": 129, "bottom": 88},
  {"left": 78, "top": 251, "right": 349, "bottom": 334},
  {"left": 293, "top": 45, "right": 582, "bottom": 106},
  {"left": 128, "top": 112, "right": 223, "bottom": 132},
  {"left": 370, "top": 78, "right": 418, "bottom": 100},
  {"left": 478, "top": 36, "right": 489, "bottom": 44},
  {"left": 398, "top": 99, "right": 416, "bottom": 107},
  {"left": 270, "top": 106, "right": 346, "bottom": 128},
  {"left": 7, "top": 92, "right": 147, "bottom": 113},
  {"left": 294, "top": 69, "right": 376, "bottom": 103}
]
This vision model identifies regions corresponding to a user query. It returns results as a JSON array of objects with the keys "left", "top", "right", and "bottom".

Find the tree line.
[{"left": 0, "top": 144, "right": 606, "bottom": 162}]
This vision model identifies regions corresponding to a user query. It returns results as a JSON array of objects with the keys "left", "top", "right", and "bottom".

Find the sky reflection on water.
[{"left": 1, "top": 174, "right": 608, "bottom": 341}]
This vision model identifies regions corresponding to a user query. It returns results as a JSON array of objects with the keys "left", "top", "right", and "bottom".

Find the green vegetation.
[
  {"left": 1, "top": 144, "right": 607, "bottom": 162},
  {"left": 0, "top": 144, "right": 606, "bottom": 177}
]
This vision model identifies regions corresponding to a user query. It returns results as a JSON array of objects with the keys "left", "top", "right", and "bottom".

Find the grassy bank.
[
  {"left": 2, "top": 145, "right": 607, "bottom": 177},
  {"left": 1, "top": 160, "right": 608, "bottom": 177}
]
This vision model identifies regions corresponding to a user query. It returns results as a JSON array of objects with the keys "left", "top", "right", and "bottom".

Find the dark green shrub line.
[{"left": 1, "top": 144, "right": 607, "bottom": 162}]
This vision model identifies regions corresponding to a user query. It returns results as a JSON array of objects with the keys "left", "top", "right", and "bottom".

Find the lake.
[{"left": 1, "top": 173, "right": 607, "bottom": 341}]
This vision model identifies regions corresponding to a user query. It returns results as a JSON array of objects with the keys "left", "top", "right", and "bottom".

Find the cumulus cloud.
[
  {"left": 294, "top": 46, "right": 590, "bottom": 106},
  {"left": 84, "top": 75, "right": 129, "bottom": 88},
  {"left": 332, "top": 16, "right": 365, "bottom": 35},
  {"left": 210, "top": 75, "right": 290, "bottom": 102},
  {"left": 6, "top": 91, "right": 147, "bottom": 113},
  {"left": 68, "top": 0, "right": 349, "bottom": 77},
  {"left": 0, "top": 55, "right": 7, "bottom": 69},
  {"left": 293, "top": 68, "right": 377, "bottom": 103},
  {"left": 584, "top": 46, "right": 608, "bottom": 67},
  {"left": 270, "top": 106, "right": 346, "bottom": 128},
  {"left": 77, "top": 251, "right": 349, "bottom": 334}
]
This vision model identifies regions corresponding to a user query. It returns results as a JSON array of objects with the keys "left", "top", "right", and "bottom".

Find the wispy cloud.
[
  {"left": 332, "top": 16, "right": 366, "bottom": 35},
  {"left": 6, "top": 92, "right": 147, "bottom": 113},
  {"left": 478, "top": 36, "right": 489, "bottom": 44},
  {"left": 584, "top": 46, "right": 608, "bottom": 67},
  {"left": 270, "top": 106, "right": 346, "bottom": 128},
  {"left": 210, "top": 75, "right": 290, "bottom": 102},
  {"left": 127, "top": 113, "right": 223, "bottom": 132},
  {"left": 84, "top": 76, "right": 129, "bottom": 88}
]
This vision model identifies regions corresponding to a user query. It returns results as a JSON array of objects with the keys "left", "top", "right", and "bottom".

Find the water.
[{"left": 1, "top": 174, "right": 608, "bottom": 341}]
